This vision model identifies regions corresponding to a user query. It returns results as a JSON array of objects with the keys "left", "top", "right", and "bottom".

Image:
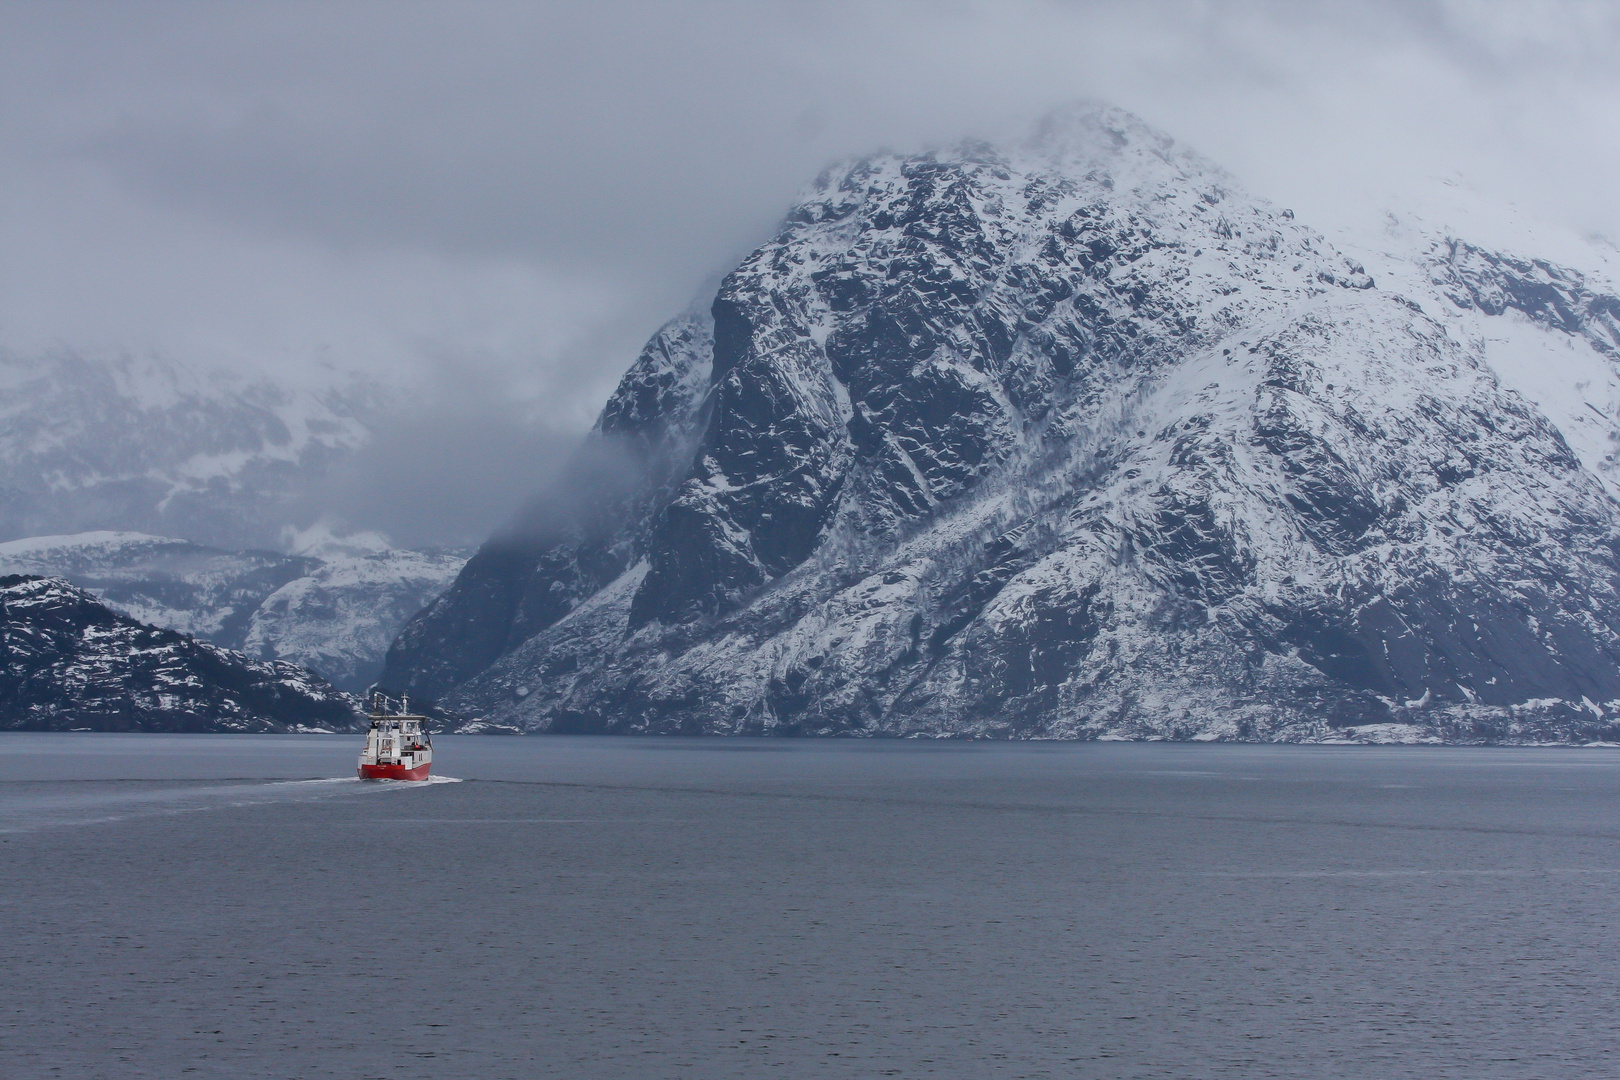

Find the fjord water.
[{"left": 3, "top": 736, "right": 1619, "bottom": 1079}]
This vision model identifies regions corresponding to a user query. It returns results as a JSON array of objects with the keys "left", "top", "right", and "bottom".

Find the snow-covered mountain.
[
  {"left": 0, "top": 575, "right": 362, "bottom": 733},
  {"left": 381, "top": 103, "right": 1620, "bottom": 744},
  {"left": 0, "top": 531, "right": 465, "bottom": 691}
]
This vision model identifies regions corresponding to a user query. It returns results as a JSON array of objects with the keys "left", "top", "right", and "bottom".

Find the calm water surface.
[{"left": 3, "top": 733, "right": 1619, "bottom": 1078}]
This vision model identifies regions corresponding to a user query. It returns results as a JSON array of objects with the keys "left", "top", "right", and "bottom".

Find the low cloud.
[{"left": 3, "top": 1, "right": 1618, "bottom": 545}]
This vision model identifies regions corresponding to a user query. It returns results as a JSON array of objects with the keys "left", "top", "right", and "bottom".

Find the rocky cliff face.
[
  {"left": 381, "top": 311, "right": 713, "bottom": 698},
  {"left": 0, "top": 575, "right": 362, "bottom": 732},
  {"left": 383, "top": 104, "right": 1620, "bottom": 743}
]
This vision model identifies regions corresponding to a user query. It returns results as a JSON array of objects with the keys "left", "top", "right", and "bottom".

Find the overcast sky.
[{"left": 3, "top": 1, "right": 1619, "bottom": 542}]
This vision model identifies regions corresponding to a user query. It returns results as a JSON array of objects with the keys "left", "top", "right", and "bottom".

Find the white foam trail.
[
  {"left": 2, "top": 772, "right": 464, "bottom": 833},
  {"left": 283, "top": 774, "right": 463, "bottom": 788}
]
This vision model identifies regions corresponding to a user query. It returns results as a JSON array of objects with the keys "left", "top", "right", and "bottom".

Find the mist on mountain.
[{"left": 3, "top": 3, "right": 1620, "bottom": 551}]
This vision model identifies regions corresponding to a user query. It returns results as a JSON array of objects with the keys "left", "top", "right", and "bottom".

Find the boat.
[{"left": 357, "top": 693, "right": 433, "bottom": 780}]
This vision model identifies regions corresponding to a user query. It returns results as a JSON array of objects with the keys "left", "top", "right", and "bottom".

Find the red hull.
[{"left": 358, "top": 761, "right": 431, "bottom": 781}]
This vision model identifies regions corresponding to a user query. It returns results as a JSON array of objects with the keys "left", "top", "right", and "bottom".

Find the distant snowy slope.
[
  {"left": 244, "top": 533, "right": 468, "bottom": 690},
  {"left": 0, "top": 351, "right": 381, "bottom": 550},
  {"left": 0, "top": 531, "right": 464, "bottom": 691},
  {"left": 0, "top": 532, "right": 317, "bottom": 642}
]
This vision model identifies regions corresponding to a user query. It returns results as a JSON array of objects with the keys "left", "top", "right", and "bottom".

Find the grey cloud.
[
  {"left": 2, "top": 1, "right": 1618, "bottom": 546},
  {"left": 302, "top": 382, "right": 578, "bottom": 551}
]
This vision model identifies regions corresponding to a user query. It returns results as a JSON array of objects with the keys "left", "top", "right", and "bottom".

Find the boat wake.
[
  {"left": 345, "top": 774, "right": 464, "bottom": 785},
  {"left": 1, "top": 773, "right": 462, "bottom": 834}
]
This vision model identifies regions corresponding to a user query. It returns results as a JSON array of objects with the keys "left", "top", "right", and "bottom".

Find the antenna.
[{"left": 370, "top": 690, "right": 405, "bottom": 716}]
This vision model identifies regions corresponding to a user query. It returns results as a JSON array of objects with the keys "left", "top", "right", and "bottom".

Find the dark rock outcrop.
[{"left": 381, "top": 311, "right": 712, "bottom": 700}]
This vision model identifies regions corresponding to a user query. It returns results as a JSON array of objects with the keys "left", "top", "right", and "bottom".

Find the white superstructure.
[{"left": 358, "top": 693, "right": 433, "bottom": 779}]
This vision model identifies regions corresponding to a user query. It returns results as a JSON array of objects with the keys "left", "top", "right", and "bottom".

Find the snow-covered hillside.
[
  {"left": 1336, "top": 187, "right": 1620, "bottom": 505},
  {"left": 243, "top": 533, "right": 470, "bottom": 692},
  {"left": 0, "top": 531, "right": 464, "bottom": 691},
  {"left": 0, "top": 575, "right": 363, "bottom": 733},
  {"left": 383, "top": 103, "right": 1620, "bottom": 744}
]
